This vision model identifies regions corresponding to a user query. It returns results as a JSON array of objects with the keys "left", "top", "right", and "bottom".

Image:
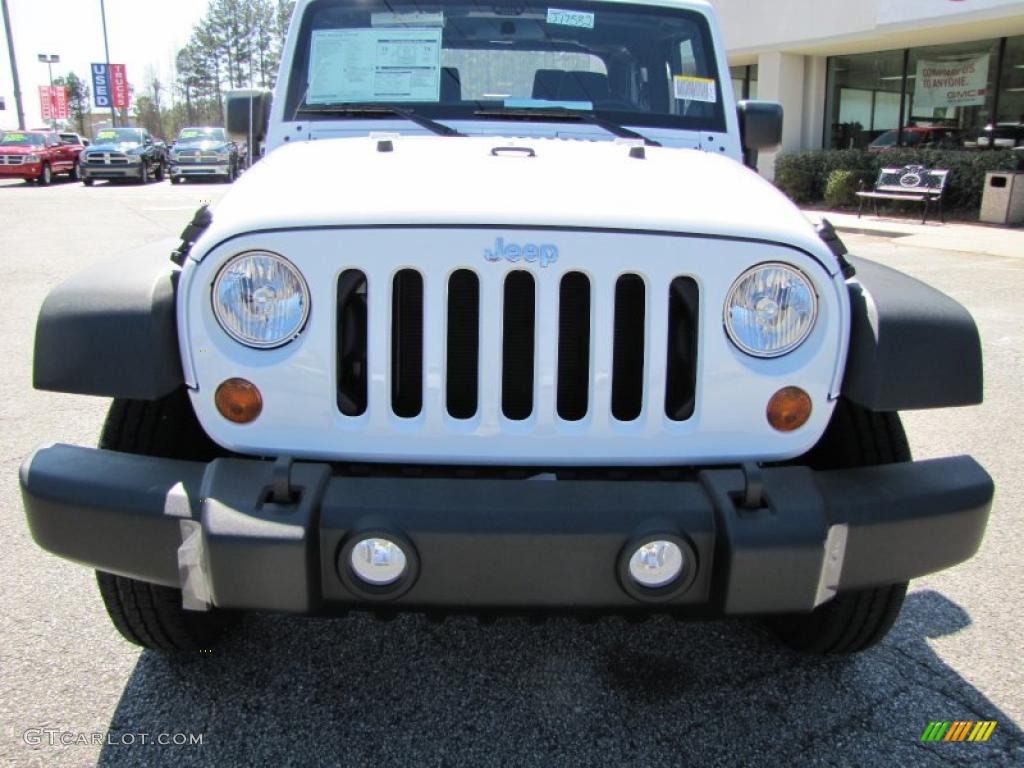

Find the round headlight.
[
  {"left": 212, "top": 251, "right": 310, "bottom": 348},
  {"left": 724, "top": 263, "right": 818, "bottom": 358}
]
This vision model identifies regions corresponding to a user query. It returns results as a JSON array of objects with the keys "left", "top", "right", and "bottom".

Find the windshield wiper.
[
  {"left": 295, "top": 103, "right": 465, "bottom": 138},
  {"left": 473, "top": 107, "right": 661, "bottom": 147}
]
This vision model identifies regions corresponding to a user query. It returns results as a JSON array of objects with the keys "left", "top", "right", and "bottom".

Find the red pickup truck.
[{"left": 0, "top": 130, "right": 84, "bottom": 185}]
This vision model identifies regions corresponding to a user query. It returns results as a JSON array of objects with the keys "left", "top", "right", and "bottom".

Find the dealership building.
[{"left": 712, "top": 0, "right": 1024, "bottom": 176}]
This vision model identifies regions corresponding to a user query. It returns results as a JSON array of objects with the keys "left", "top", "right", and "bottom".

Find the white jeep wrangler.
[{"left": 21, "top": 0, "right": 992, "bottom": 654}]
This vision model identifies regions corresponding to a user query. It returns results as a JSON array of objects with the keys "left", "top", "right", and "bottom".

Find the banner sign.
[
  {"left": 39, "top": 86, "right": 69, "bottom": 120},
  {"left": 110, "top": 64, "right": 130, "bottom": 109},
  {"left": 914, "top": 54, "right": 990, "bottom": 109},
  {"left": 91, "top": 63, "right": 128, "bottom": 109},
  {"left": 92, "top": 63, "right": 111, "bottom": 107}
]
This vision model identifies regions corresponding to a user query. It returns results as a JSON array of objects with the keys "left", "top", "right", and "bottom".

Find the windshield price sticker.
[
  {"left": 96, "top": 130, "right": 118, "bottom": 140},
  {"left": 371, "top": 12, "right": 445, "bottom": 27},
  {"left": 674, "top": 75, "right": 717, "bottom": 103},
  {"left": 308, "top": 28, "right": 443, "bottom": 104},
  {"left": 547, "top": 8, "right": 595, "bottom": 29},
  {"left": 4, "top": 132, "right": 27, "bottom": 141}
]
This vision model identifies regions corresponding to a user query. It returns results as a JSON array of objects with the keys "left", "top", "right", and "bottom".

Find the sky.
[{"left": 1, "top": 0, "right": 214, "bottom": 130}]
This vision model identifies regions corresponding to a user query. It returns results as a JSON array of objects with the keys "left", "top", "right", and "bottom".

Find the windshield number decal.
[
  {"left": 546, "top": 9, "right": 595, "bottom": 30},
  {"left": 674, "top": 76, "right": 717, "bottom": 104}
]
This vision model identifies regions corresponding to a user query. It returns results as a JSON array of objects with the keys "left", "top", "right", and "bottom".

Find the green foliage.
[
  {"left": 823, "top": 170, "right": 861, "bottom": 208},
  {"left": 774, "top": 149, "right": 1022, "bottom": 210},
  {"left": 53, "top": 73, "right": 90, "bottom": 135},
  {"left": 773, "top": 163, "right": 817, "bottom": 203},
  {"left": 175, "top": 0, "right": 295, "bottom": 128}
]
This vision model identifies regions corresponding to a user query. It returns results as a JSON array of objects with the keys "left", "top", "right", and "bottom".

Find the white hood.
[{"left": 198, "top": 136, "right": 829, "bottom": 263}]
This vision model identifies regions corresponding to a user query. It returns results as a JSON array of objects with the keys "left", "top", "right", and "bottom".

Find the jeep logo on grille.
[{"left": 484, "top": 237, "right": 559, "bottom": 267}]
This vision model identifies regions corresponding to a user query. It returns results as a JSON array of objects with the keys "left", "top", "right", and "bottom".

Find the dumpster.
[{"left": 980, "top": 171, "right": 1024, "bottom": 225}]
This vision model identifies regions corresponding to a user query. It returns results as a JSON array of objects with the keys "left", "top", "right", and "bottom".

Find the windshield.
[
  {"left": 286, "top": 0, "right": 725, "bottom": 133},
  {"left": 0, "top": 132, "right": 45, "bottom": 147},
  {"left": 93, "top": 129, "right": 144, "bottom": 144},
  {"left": 177, "top": 128, "right": 227, "bottom": 143}
]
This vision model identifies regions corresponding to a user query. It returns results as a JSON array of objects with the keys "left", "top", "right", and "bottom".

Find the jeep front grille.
[
  {"left": 336, "top": 269, "right": 698, "bottom": 424},
  {"left": 0, "top": 155, "right": 25, "bottom": 165}
]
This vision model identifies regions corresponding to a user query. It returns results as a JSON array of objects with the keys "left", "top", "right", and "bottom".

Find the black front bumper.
[{"left": 20, "top": 445, "right": 992, "bottom": 615}]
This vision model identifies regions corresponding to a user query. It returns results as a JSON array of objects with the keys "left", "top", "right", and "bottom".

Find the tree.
[{"left": 53, "top": 72, "right": 90, "bottom": 135}]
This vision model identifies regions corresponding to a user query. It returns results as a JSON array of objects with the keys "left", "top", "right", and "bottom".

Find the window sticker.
[
  {"left": 96, "top": 130, "right": 119, "bottom": 140},
  {"left": 307, "top": 28, "right": 443, "bottom": 104},
  {"left": 371, "top": 12, "right": 444, "bottom": 27},
  {"left": 674, "top": 75, "right": 717, "bottom": 103},
  {"left": 546, "top": 8, "right": 595, "bottom": 30},
  {"left": 3, "top": 132, "right": 27, "bottom": 141},
  {"left": 179, "top": 129, "right": 204, "bottom": 139}
]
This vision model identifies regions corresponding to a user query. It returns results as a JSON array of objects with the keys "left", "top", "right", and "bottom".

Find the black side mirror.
[{"left": 737, "top": 100, "right": 783, "bottom": 166}]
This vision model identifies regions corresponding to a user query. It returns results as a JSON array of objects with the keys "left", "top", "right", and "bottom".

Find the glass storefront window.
[
  {"left": 729, "top": 64, "right": 758, "bottom": 100},
  {"left": 824, "top": 37, "right": 1017, "bottom": 149},
  {"left": 825, "top": 49, "right": 905, "bottom": 149},
  {"left": 906, "top": 39, "right": 1000, "bottom": 149},
  {"left": 994, "top": 36, "right": 1024, "bottom": 148}
]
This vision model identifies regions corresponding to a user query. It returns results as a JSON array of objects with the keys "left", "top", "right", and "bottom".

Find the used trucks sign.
[{"left": 913, "top": 54, "right": 989, "bottom": 109}]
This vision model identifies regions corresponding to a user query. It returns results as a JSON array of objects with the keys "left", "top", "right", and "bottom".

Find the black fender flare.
[
  {"left": 33, "top": 239, "right": 184, "bottom": 399},
  {"left": 842, "top": 256, "right": 983, "bottom": 411}
]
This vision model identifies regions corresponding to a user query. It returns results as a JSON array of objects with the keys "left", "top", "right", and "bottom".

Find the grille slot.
[
  {"left": 446, "top": 270, "right": 480, "bottom": 419},
  {"left": 502, "top": 271, "right": 536, "bottom": 420},
  {"left": 337, "top": 270, "right": 368, "bottom": 416},
  {"left": 666, "top": 277, "right": 699, "bottom": 421},
  {"left": 391, "top": 269, "right": 424, "bottom": 418},
  {"left": 611, "top": 274, "right": 646, "bottom": 422},
  {"left": 557, "top": 272, "right": 591, "bottom": 421}
]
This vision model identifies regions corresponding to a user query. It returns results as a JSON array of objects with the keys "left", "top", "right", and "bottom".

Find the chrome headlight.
[
  {"left": 212, "top": 251, "right": 310, "bottom": 348},
  {"left": 24, "top": 154, "right": 40, "bottom": 162},
  {"left": 724, "top": 263, "right": 818, "bottom": 357}
]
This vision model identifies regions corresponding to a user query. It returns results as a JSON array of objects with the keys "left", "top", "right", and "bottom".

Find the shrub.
[
  {"left": 773, "top": 148, "right": 1021, "bottom": 209},
  {"left": 823, "top": 170, "right": 861, "bottom": 207}
]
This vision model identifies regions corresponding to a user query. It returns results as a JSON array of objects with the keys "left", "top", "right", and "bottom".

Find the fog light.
[
  {"left": 766, "top": 386, "right": 812, "bottom": 432},
  {"left": 215, "top": 378, "right": 263, "bottom": 423},
  {"left": 628, "top": 540, "right": 685, "bottom": 588},
  {"left": 350, "top": 538, "right": 408, "bottom": 586}
]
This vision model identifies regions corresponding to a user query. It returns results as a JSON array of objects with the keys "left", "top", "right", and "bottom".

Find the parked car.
[
  {"left": 0, "top": 129, "right": 83, "bottom": 185},
  {"left": 59, "top": 131, "right": 90, "bottom": 147},
  {"left": 80, "top": 127, "right": 166, "bottom": 186},
  {"left": 22, "top": 0, "right": 992, "bottom": 659},
  {"left": 868, "top": 126, "right": 962, "bottom": 152},
  {"left": 168, "top": 126, "right": 240, "bottom": 183},
  {"left": 976, "top": 122, "right": 1024, "bottom": 149}
]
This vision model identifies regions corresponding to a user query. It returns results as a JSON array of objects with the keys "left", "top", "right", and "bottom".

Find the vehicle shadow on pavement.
[{"left": 97, "top": 590, "right": 1022, "bottom": 767}]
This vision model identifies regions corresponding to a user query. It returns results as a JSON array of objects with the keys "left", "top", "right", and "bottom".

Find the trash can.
[{"left": 980, "top": 171, "right": 1024, "bottom": 225}]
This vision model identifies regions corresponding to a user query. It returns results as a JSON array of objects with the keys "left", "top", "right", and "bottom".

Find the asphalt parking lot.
[{"left": 1, "top": 175, "right": 1021, "bottom": 767}]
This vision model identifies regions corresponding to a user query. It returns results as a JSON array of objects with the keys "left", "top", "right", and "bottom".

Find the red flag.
[
  {"left": 39, "top": 86, "right": 53, "bottom": 120},
  {"left": 53, "top": 87, "right": 69, "bottom": 119},
  {"left": 109, "top": 64, "right": 130, "bottom": 110}
]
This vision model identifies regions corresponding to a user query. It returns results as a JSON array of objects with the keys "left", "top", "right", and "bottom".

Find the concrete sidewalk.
[{"left": 802, "top": 208, "right": 1024, "bottom": 259}]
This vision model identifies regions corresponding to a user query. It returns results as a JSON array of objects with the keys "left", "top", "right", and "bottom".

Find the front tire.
[
  {"left": 155, "top": 162, "right": 165, "bottom": 182},
  {"left": 82, "top": 177, "right": 95, "bottom": 187},
  {"left": 38, "top": 163, "right": 52, "bottom": 186},
  {"left": 69, "top": 161, "right": 81, "bottom": 181},
  {"left": 95, "top": 390, "right": 232, "bottom": 651},
  {"left": 138, "top": 163, "right": 149, "bottom": 184},
  {"left": 768, "top": 400, "right": 911, "bottom": 654}
]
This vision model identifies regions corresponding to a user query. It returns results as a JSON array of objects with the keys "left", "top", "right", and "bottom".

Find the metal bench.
[{"left": 856, "top": 165, "right": 949, "bottom": 224}]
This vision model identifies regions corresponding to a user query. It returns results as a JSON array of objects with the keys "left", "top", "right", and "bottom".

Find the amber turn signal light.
[
  {"left": 215, "top": 378, "right": 263, "bottom": 424},
  {"left": 767, "top": 387, "right": 812, "bottom": 432}
]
